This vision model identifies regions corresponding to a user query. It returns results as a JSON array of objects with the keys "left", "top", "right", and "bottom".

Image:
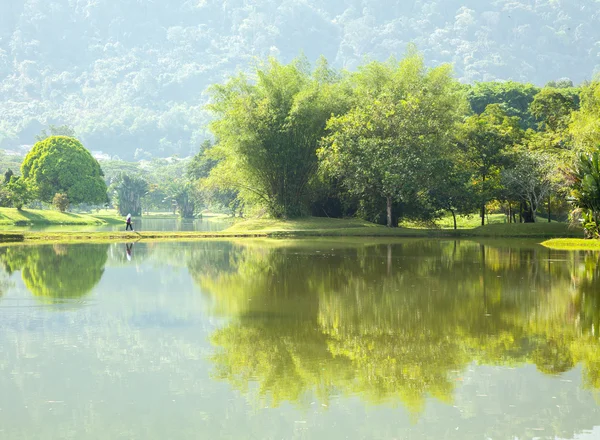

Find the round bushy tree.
[{"left": 21, "top": 136, "right": 107, "bottom": 205}]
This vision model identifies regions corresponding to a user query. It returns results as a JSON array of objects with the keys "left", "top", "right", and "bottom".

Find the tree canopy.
[{"left": 21, "top": 136, "right": 107, "bottom": 205}]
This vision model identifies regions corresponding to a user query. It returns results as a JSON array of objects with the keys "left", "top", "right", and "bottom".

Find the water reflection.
[
  {"left": 0, "top": 239, "right": 599, "bottom": 439},
  {"left": 0, "top": 244, "right": 108, "bottom": 303},
  {"left": 188, "top": 240, "right": 600, "bottom": 414}
]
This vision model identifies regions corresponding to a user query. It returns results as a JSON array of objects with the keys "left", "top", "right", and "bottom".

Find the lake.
[{"left": 0, "top": 238, "right": 599, "bottom": 439}]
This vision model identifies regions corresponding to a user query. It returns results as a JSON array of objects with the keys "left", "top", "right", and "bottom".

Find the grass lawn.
[
  {"left": 0, "top": 216, "right": 583, "bottom": 244},
  {"left": 0, "top": 208, "right": 121, "bottom": 226},
  {"left": 226, "top": 216, "right": 581, "bottom": 238},
  {"left": 541, "top": 238, "right": 600, "bottom": 250}
]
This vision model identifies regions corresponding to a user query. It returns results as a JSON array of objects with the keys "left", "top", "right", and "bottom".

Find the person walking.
[{"left": 126, "top": 213, "right": 134, "bottom": 231}]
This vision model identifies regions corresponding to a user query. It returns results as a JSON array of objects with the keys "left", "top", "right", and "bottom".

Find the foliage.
[
  {"left": 458, "top": 104, "right": 523, "bottom": 225},
  {"left": 164, "top": 180, "right": 197, "bottom": 218},
  {"left": 502, "top": 150, "right": 556, "bottom": 222},
  {"left": 319, "top": 52, "right": 467, "bottom": 227},
  {"left": 189, "top": 240, "right": 600, "bottom": 414},
  {"left": 467, "top": 81, "right": 540, "bottom": 129},
  {"left": 6, "top": 176, "right": 32, "bottom": 210},
  {"left": 0, "top": 244, "right": 108, "bottom": 303},
  {"left": 112, "top": 173, "right": 149, "bottom": 216},
  {"left": 570, "top": 82, "right": 600, "bottom": 154},
  {"left": 567, "top": 150, "right": 600, "bottom": 238},
  {"left": 52, "top": 192, "right": 69, "bottom": 212},
  {"left": 208, "top": 57, "right": 349, "bottom": 218},
  {"left": 21, "top": 136, "right": 107, "bottom": 205},
  {"left": 2, "top": 1, "right": 600, "bottom": 159}
]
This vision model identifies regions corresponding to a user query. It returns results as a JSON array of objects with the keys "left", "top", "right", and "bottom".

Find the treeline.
[
  {"left": 2, "top": 52, "right": 599, "bottom": 234},
  {"left": 189, "top": 52, "right": 600, "bottom": 232}
]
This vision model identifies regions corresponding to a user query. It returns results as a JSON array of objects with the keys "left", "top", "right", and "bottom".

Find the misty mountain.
[{"left": 1, "top": 0, "right": 599, "bottom": 159}]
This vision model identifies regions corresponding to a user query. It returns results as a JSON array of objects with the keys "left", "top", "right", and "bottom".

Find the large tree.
[
  {"left": 319, "top": 51, "right": 468, "bottom": 227},
  {"left": 21, "top": 136, "right": 107, "bottom": 205},
  {"left": 458, "top": 104, "right": 523, "bottom": 226},
  {"left": 208, "top": 57, "right": 349, "bottom": 218},
  {"left": 570, "top": 81, "right": 600, "bottom": 154}
]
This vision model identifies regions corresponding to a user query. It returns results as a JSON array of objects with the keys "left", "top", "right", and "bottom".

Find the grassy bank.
[
  {"left": 0, "top": 208, "right": 122, "bottom": 226},
  {"left": 227, "top": 217, "right": 581, "bottom": 238},
  {"left": 541, "top": 239, "right": 600, "bottom": 250},
  {"left": 0, "top": 216, "right": 583, "bottom": 244}
]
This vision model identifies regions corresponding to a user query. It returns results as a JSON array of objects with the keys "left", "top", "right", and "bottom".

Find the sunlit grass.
[
  {"left": 0, "top": 208, "right": 118, "bottom": 226},
  {"left": 541, "top": 239, "right": 600, "bottom": 250}
]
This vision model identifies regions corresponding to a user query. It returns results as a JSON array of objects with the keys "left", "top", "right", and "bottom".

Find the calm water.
[
  {"left": 0, "top": 217, "right": 231, "bottom": 233},
  {"left": 0, "top": 238, "right": 599, "bottom": 439}
]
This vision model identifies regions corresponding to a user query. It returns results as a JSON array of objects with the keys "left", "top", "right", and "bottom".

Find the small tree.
[
  {"left": 502, "top": 151, "right": 556, "bottom": 223},
  {"left": 53, "top": 193, "right": 70, "bottom": 212},
  {"left": 3, "top": 169, "right": 13, "bottom": 184},
  {"left": 6, "top": 176, "right": 32, "bottom": 210}
]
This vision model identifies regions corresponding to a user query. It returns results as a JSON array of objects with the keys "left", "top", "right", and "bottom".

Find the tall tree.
[
  {"left": 319, "top": 51, "right": 468, "bottom": 227},
  {"left": 570, "top": 81, "right": 600, "bottom": 154},
  {"left": 458, "top": 104, "right": 523, "bottom": 226},
  {"left": 112, "top": 173, "right": 149, "bottom": 216},
  {"left": 502, "top": 150, "right": 556, "bottom": 223},
  {"left": 208, "top": 57, "right": 349, "bottom": 218}
]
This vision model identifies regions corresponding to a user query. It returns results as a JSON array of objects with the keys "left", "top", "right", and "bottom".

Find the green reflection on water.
[
  {"left": 188, "top": 239, "right": 600, "bottom": 413},
  {"left": 0, "top": 244, "right": 108, "bottom": 302}
]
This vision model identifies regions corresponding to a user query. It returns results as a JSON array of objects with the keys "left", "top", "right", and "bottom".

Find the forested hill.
[{"left": 1, "top": 0, "right": 599, "bottom": 159}]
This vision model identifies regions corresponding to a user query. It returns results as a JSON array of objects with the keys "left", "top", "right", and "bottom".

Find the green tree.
[
  {"left": 467, "top": 81, "right": 540, "bottom": 130},
  {"left": 208, "top": 57, "right": 349, "bottom": 218},
  {"left": 566, "top": 150, "right": 600, "bottom": 238},
  {"left": 112, "top": 173, "right": 149, "bottom": 216},
  {"left": 6, "top": 176, "right": 32, "bottom": 210},
  {"left": 165, "top": 180, "right": 197, "bottom": 218},
  {"left": 21, "top": 136, "right": 107, "bottom": 205},
  {"left": 52, "top": 192, "right": 69, "bottom": 212},
  {"left": 319, "top": 52, "right": 467, "bottom": 227},
  {"left": 3, "top": 169, "right": 13, "bottom": 184},
  {"left": 502, "top": 150, "right": 556, "bottom": 223},
  {"left": 458, "top": 104, "right": 523, "bottom": 226},
  {"left": 570, "top": 81, "right": 600, "bottom": 154},
  {"left": 530, "top": 87, "right": 579, "bottom": 133},
  {"left": 428, "top": 159, "right": 478, "bottom": 229}
]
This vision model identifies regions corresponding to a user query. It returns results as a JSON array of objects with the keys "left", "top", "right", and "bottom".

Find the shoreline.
[{"left": 0, "top": 227, "right": 589, "bottom": 246}]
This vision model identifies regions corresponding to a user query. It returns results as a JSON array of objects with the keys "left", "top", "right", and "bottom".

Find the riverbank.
[
  {"left": 0, "top": 208, "right": 122, "bottom": 226},
  {"left": 0, "top": 217, "right": 584, "bottom": 244}
]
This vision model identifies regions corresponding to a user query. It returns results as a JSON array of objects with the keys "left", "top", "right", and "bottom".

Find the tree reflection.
[
  {"left": 189, "top": 239, "right": 600, "bottom": 413},
  {"left": 0, "top": 244, "right": 109, "bottom": 302}
]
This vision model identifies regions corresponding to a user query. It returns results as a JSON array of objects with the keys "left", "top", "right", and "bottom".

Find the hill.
[{"left": 1, "top": 0, "right": 598, "bottom": 158}]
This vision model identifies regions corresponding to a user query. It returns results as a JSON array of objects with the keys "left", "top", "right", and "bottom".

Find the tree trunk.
[
  {"left": 508, "top": 203, "right": 512, "bottom": 224},
  {"left": 481, "top": 203, "right": 486, "bottom": 226},
  {"left": 450, "top": 209, "right": 457, "bottom": 230},
  {"left": 547, "top": 195, "right": 551, "bottom": 223},
  {"left": 386, "top": 196, "right": 393, "bottom": 228}
]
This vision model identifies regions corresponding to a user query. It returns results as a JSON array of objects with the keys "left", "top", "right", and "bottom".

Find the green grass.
[
  {"left": 400, "top": 213, "right": 508, "bottom": 229},
  {"left": 541, "top": 239, "right": 600, "bottom": 250},
  {"left": 0, "top": 208, "right": 121, "bottom": 226},
  {"left": 226, "top": 217, "right": 581, "bottom": 238},
  {"left": 0, "top": 216, "right": 583, "bottom": 244}
]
